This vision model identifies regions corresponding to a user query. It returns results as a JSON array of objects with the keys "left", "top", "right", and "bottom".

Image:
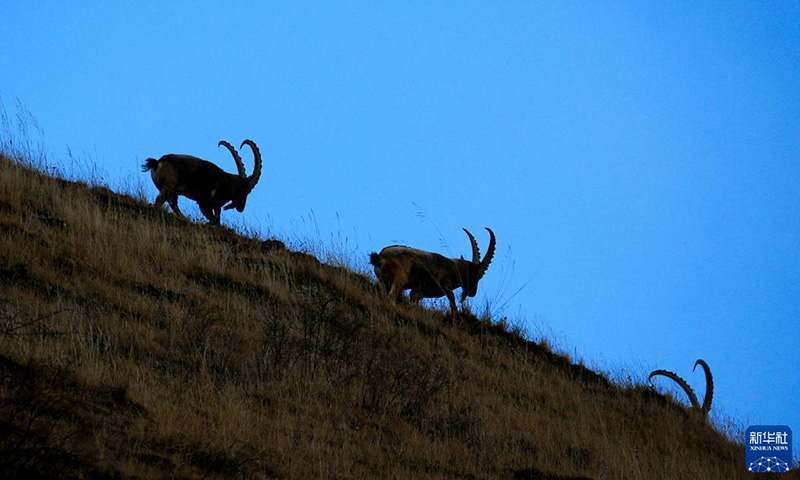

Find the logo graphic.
[{"left": 745, "top": 425, "right": 792, "bottom": 473}]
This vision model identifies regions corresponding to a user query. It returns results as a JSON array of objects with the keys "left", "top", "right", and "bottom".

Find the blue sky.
[{"left": 3, "top": 2, "right": 798, "bottom": 456}]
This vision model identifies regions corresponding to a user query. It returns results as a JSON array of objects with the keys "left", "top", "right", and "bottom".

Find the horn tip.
[{"left": 693, "top": 359, "right": 707, "bottom": 371}]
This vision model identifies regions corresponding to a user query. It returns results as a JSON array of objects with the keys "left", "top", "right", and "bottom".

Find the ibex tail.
[{"left": 141, "top": 158, "right": 159, "bottom": 173}]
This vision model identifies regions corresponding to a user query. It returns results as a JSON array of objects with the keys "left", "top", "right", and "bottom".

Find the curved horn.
[
  {"left": 649, "top": 369, "right": 701, "bottom": 410},
  {"left": 693, "top": 359, "right": 714, "bottom": 415},
  {"left": 218, "top": 140, "right": 246, "bottom": 177},
  {"left": 240, "top": 139, "right": 262, "bottom": 193},
  {"left": 463, "top": 228, "right": 480, "bottom": 263},
  {"left": 478, "top": 227, "right": 496, "bottom": 279}
]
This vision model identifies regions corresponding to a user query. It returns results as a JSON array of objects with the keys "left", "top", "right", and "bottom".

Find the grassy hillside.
[{"left": 0, "top": 152, "right": 789, "bottom": 479}]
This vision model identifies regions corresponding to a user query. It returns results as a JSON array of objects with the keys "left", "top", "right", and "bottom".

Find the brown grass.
[{"left": 0, "top": 152, "right": 793, "bottom": 480}]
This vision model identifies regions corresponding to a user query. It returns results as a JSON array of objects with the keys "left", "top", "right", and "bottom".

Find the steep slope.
[{"left": 0, "top": 154, "right": 784, "bottom": 479}]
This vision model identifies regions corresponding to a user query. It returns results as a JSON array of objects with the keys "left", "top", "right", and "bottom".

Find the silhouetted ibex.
[
  {"left": 370, "top": 228, "right": 496, "bottom": 313},
  {"left": 142, "top": 140, "right": 262, "bottom": 225}
]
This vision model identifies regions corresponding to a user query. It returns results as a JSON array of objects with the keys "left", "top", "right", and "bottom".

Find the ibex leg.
[
  {"left": 198, "top": 204, "right": 217, "bottom": 224},
  {"left": 445, "top": 290, "right": 458, "bottom": 312},
  {"left": 168, "top": 196, "right": 184, "bottom": 218}
]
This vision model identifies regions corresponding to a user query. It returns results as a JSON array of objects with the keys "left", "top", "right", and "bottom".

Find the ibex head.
[
  {"left": 460, "top": 227, "right": 496, "bottom": 300},
  {"left": 216, "top": 140, "right": 262, "bottom": 213},
  {"left": 142, "top": 139, "right": 263, "bottom": 225}
]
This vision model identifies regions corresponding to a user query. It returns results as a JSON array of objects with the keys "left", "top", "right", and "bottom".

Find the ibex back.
[{"left": 142, "top": 140, "right": 262, "bottom": 225}]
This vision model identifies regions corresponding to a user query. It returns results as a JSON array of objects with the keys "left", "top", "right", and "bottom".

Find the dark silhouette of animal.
[
  {"left": 142, "top": 140, "right": 262, "bottom": 225},
  {"left": 370, "top": 228, "right": 496, "bottom": 313}
]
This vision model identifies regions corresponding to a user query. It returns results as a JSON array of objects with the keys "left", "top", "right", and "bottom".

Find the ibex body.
[
  {"left": 370, "top": 228, "right": 496, "bottom": 313},
  {"left": 142, "top": 140, "right": 262, "bottom": 225}
]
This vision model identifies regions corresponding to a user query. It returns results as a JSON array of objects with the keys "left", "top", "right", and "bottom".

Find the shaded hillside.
[{"left": 0, "top": 153, "right": 788, "bottom": 479}]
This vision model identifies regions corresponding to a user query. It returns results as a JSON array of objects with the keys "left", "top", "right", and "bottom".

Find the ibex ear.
[{"left": 460, "top": 255, "right": 464, "bottom": 260}]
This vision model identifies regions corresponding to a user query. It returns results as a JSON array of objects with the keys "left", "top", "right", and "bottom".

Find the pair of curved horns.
[
  {"left": 218, "top": 139, "right": 263, "bottom": 193},
  {"left": 463, "top": 227, "right": 496, "bottom": 279},
  {"left": 649, "top": 359, "right": 714, "bottom": 415}
]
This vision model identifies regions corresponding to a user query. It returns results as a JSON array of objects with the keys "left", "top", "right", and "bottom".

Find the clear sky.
[{"left": 3, "top": 1, "right": 798, "bottom": 457}]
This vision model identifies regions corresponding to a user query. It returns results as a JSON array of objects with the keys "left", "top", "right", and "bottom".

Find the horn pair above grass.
[{"left": 649, "top": 359, "right": 714, "bottom": 415}]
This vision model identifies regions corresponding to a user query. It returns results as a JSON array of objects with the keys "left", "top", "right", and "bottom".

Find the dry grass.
[{"left": 0, "top": 151, "right": 793, "bottom": 480}]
